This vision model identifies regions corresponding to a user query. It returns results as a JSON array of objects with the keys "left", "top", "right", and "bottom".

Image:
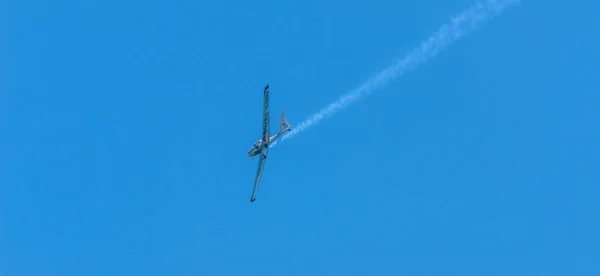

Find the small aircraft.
[{"left": 247, "top": 85, "right": 292, "bottom": 202}]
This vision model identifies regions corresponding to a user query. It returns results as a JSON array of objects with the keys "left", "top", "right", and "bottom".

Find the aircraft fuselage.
[{"left": 247, "top": 132, "right": 285, "bottom": 157}]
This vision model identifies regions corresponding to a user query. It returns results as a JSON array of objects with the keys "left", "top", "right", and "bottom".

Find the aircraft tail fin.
[{"left": 279, "top": 109, "right": 291, "bottom": 133}]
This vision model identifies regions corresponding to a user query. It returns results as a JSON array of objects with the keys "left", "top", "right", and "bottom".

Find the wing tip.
[{"left": 250, "top": 198, "right": 256, "bottom": 203}]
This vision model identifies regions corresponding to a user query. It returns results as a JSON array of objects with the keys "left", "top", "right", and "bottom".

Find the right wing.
[
  {"left": 262, "top": 85, "right": 270, "bottom": 141},
  {"left": 250, "top": 147, "right": 268, "bottom": 202}
]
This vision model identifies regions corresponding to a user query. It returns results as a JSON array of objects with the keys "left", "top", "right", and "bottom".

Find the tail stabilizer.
[{"left": 279, "top": 109, "right": 291, "bottom": 133}]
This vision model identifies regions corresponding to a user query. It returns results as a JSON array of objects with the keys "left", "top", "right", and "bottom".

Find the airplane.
[{"left": 247, "top": 84, "right": 292, "bottom": 202}]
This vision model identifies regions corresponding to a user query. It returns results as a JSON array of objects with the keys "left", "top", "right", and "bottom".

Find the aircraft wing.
[
  {"left": 251, "top": 85, "right": 271, "bottom": 202},
  {"left": 250, "top": 147, "right": 268, "bottom": 202},
  {"left": 262, "top": 85, "right": 270, "bottom": 140}
]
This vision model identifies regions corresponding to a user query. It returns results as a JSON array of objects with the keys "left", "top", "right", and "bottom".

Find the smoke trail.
[{"left": 271, "top": 0, "right": 519, "bottom": 148}]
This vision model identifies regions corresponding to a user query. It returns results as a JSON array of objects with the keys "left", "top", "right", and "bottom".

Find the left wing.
[
  {"left": 250, "top": 147, "right": 268, "bottom": 202},
  {"left": 262, "top": 85, "right": 270, "bottom": 141},
  {"left": 251, "top": 85, "right": 271, "bottom": 203}
]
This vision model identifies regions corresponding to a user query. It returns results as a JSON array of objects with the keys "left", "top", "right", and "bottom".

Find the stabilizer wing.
[{"left": 279, "top": 109, "right": 291, "bottom": 133}]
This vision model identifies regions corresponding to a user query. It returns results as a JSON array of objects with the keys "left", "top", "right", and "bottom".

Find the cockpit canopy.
[{"left": 254, "top": 140, "right": 262, "bottom": 147}]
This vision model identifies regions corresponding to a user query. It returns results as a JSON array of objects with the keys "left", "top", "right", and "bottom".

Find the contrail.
[{"left": 271, "top": 0, "right": 519, "bottom": 147}]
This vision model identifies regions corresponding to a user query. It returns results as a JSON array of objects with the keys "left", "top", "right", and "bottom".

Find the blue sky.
[{"left": 2, "top": 0, "right": 599, "bottom": 275}]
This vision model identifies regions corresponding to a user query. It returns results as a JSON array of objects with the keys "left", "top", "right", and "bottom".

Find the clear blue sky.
[{"left": 2, "top": 0, "right": 599, "bottom": 275}]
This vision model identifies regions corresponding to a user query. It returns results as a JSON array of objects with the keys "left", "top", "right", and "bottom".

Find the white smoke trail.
[{"left": 271, "top": 0, "right": 519, "bottom": 148}]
